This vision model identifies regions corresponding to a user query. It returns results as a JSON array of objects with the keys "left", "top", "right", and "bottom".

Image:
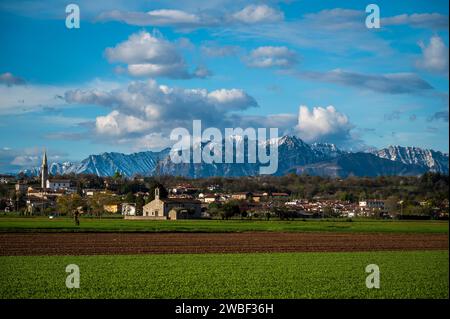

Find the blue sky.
[{"left": 0, "top": 0, "right": 448, "bottom": 172}]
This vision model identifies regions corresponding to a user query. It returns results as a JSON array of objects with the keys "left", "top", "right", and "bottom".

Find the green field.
[
  {"left": 0, "top": 217, "right": 448, "bottom": 233},
  {"left": 0, "top": 251, "right": 447, "bottom": 299}
]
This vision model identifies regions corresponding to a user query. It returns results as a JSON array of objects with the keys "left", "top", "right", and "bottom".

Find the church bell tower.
[{"left": 41, "top": 150, "right": 48, "bottom": 189}]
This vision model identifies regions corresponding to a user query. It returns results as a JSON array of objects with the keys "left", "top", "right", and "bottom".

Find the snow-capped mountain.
[
  {"left": 63, "top": 150, "right": 170, "bottom": 176},
  {"left": 18, "top": 136, "right": 449, "bottom": 178},
  {"left": 310, "top": 142, "right": 345, "bottom": 158},
  {"left": 372, "top": 146, "right": 449, "bottom": 174},
  {"left": 297, "top": 152, "right": 428, "bottom": 178},
  {"left": 19, "top": 167, "right": 41, "bottom": 177},
  {"left": 21, "top": 149, "right": 170, "bottom": 177},
  {"left": 49, "top": 162, "right": 75, "bottom": 175}
]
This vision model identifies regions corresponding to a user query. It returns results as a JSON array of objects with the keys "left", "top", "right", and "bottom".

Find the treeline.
[{"left": 10, "top": 172, "right": 449, "bottom": 202}]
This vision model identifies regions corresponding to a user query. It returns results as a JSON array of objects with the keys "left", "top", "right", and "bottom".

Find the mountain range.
[{"left": 18, "top": 136, "right": 449, "bottom": 178}]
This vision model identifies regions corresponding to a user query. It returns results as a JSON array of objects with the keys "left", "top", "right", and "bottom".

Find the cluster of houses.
[
  {"left": 10, "top": 179, "right": 73, "bottom": 214},
  {"left": 119, "top": 184, "right": 389, "bottom": 220},
  {"left": 6, "top": 172, "right": 393, "bottom": 220},
  {"left": 284, "top": 199, "right": 386, "bottom": 218}
]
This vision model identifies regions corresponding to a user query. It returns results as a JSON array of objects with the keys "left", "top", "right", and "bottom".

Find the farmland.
[
  {"left": 0, "top": 251, "right": 447, "bottom": 299},
  {"left": 0, "top": 216, "right": 447, "bottom": 234},
  {"left": 0, "top": 217, "right": 447, "bottom": 299},
  {"left": 0, "top": 232, "right": 447, "bottom": 255}
]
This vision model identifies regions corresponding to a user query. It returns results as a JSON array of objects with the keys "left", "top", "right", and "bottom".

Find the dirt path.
[{"left": 0, "top": 232, "right": 447, "bottom": 256}]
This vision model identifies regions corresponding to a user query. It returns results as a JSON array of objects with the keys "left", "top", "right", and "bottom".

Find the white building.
[
  {"left": 359, "top": 200, "right": 385, "bottom": 210},
  {"left": 46, "top": 179, "right": 71, "bottom": 191},
  {"left": 203, "top": 194, "right": 219, "bottom": 203}
]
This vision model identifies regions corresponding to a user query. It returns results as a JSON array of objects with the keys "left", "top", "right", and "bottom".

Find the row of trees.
[{"left": 188, "top": 173, "right": 449, "bottom": 203}]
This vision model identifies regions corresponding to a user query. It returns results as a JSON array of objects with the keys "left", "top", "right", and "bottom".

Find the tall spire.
[
  {"left": 42, "top": 149, "right": 48, "bottom": 167},
  {"left": 41, "top": 149, "right": 48, "bottom": 189}
]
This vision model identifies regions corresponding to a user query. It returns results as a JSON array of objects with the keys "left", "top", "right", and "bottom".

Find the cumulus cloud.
[
  {"left": 232, "top": 4, "right": 284, "bottom": 24},
  {"left": 97, "top": 9, "right": 214, "bottom": 28},
  {"left": 0, "top": 79, "right": 120, "bottom": 115},
  {"left": 96, "top": 4, "right": 283, "bottom": 28},
  {"left": 0, "top": 147, "right": 68, "bottom": 173},
  {"left": 246, "top": 46, "right": 298, "bottom": 69},
  {"left": 225, "top": 8, "right": 392, "bottom": 57},
  {"left": 0, "top": 72, "right": 26, "bottom": 86},
  {"left": 234, "top": 113, "right": 298, "bottom": 132},
  {"left": 95, "top": 110, "right": 153, "bottom": 136},
  {"left": 383, "top": 13, "right": 449, "bottom": 29},
  {"left": 295, "top": 105, "right": 355, "bottom": 144},
  {"left": 64, "top": 80, "right": 259, "bottom": 143},
  {"left": 416, "top": 36, "right": 449, "bottom": 75},
  {"left": 301, "top": 69, "right": 434, "bottom": 94},
  {"left": 64, "top": 80, "right": 339, "bottom": 150},
  {"left": 146, "top": 9, "right": 200, "bottom": 24},
  {"left": 105, "top": 31, "right": 210, "bottom": 79},
  {"left": 131, "top": 132, "right": 174, "bottom": 151},
  {"left": 0, "top": 84, "right": 66, "bottom": 115}
]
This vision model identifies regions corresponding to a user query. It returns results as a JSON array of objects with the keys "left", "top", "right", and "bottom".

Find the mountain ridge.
[{"left": 17, "top": 136, "right": 449, "bottom": 178}]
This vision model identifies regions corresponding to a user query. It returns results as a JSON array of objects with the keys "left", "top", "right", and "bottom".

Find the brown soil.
[{"left": 0, "top": 232, "right": 447, "bottom": 256}]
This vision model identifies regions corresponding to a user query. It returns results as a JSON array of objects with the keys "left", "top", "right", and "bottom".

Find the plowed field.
[{"left": 0, "top": 232, "right": 447, "bottom": 255}]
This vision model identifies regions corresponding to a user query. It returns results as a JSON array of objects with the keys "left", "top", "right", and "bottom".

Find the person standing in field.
[{"left": 74, "top": 209, "right": 80, "bottom": 226}]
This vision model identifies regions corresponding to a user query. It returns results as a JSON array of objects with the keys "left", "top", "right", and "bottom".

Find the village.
[
  {"left": 1, "top": 176, "right": 399, "bottom": 220},
  {"left": 1, "top": 175, "right": 448, "bottom": 222},
  {"left": 0, "top": 151, "right": 448, "bottom": 221}
]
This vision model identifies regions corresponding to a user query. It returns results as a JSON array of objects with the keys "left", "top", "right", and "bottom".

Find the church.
[
  {"left": 141, "top": 188, "right": 202, "bottom": 220},
  {"left": 39, "top": 150, "right": 71, "bottom": 191}
]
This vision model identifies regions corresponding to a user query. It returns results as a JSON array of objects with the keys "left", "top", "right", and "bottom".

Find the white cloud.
[
  {"left": 11, "top": 155, "right": 39, "bottom": 166},
  {"left": 97, "top": 9, "right": 213, "bottom": 28},
  {"left": 232, "top": 4, "right": 284, "bottom": 24},
  {"left": 416, "top": 36, "right": 449, "bottom": 75},
  {"left": 145, "top": 9, "right": 201, "bottom": 25},
  {"left": 246, "top": 46, "right": 298, "bottom": 69},
  {"left": 0, "top": 78, "right": 121, "bottom": 115},
  {"left": 96, "top": 110, "right": 153, "bottom": 136},
  {"left": 383, "top": 13, "right": 449, "bottom": 29},
  {"left": 207, "top": 88, "right": 254, "bottom": 109},
  {"left": 130, "top": 133, "right": 173, "bottom": 151},
  {"left": 126, "top": 63, "right": 187, "bottom": 78},
  {"left": 105, "top": 31, "right": 179, "bottom": 65},
  {"left": 223, "top": 9, "right": 392, "bottom": 57},
  {"left": 0, "top": 84, "right": 67, "bottom": 115},
  {"left": 0, "top": 72, "right": 26, "bottom": 86},
  {"left": 96, "top": 4, "right": 283, "bottom": 28},
  {"left": 0, "top": 146, "right": 68, "bottom": 172},
  {"left": 64, "top": 80, "right": 259, "bottom": 145},
  {"left": 295, "top": 105, "right": 354, "bottom": 144},
  {"left": 300, "top": 69, "right": 433, "bottom": 94},
  {"left": 66, "top": 82, "right": 359, "bottom": 149},
  {"left": 105, "top": 31, "right": 210, "bottom": 79}
]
